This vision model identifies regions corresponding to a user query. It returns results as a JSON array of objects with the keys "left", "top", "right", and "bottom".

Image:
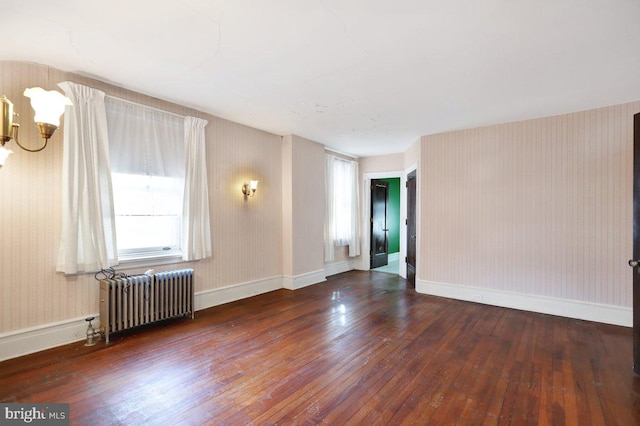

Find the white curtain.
[
  {"left": 105, "top": 97, "right": 186, "bottom": 258},
  {"left": 105, "top": 97, "right": 185, "bottom": 177},
  {"left": 347, "top": 159, "right": 361, "bottom": 257},
  {"left": 182, "top": 116, "right": 212, "bottom": 261},
  {"left": 56, "top": 81, "right": 117, "bottom": 274},
  {"left": 324, "top": 154, "right": 361, "bottom": 261},
  {"left": 324, "top": 155, "right": 336, "bottom": 262}
]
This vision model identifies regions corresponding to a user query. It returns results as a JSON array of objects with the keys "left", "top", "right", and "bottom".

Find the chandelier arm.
[{"left": 11, "top": 123, "right": 48, "bottom": 153}]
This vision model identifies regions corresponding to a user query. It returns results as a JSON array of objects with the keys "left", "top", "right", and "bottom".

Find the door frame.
[
  {"left": 633, "top": 112, "right": 640, "bottom": 374},
  {"left": 370, "top": 179, "right": 390, "bottom": 269},
  {"left": 362, "top": 165, "right": 417, "bottom": 279},
  {"left": 406, "top": 168, "right": 417, "bottom": 287}
]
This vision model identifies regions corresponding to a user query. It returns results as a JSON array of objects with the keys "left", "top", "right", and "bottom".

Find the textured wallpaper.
[
  {"left": 420, "top": 102, "right": 640, "bottom": 307},
  {"left": 0, "top": 61, "right": 283, "bottom": 334}
]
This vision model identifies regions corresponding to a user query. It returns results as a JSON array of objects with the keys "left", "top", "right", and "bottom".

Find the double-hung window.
[
  {"left": 56, "top": 81, "right": 211, "bottom": 274},
  {"left": 105, "top": 97, "right": 185, "bottom": 261},
  {"left": 324, "top": 154, "right": 361, "bottom": 261},
  {"left": 331, "top": 158, "right": 357, "bottom": 246}
]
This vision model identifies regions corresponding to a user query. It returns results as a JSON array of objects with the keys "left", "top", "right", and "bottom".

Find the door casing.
[
  {"left": 370, "top": 180, "right": 390, "bottom": 269},
  {"left": 362, "top": 171, "right": 406, "bottom": 277},
  {"left": 631, "top": 113, "right": 640, "bottom": 374},
  {"left": 406, "top": 170, "right": 417, "bottom": 287}
]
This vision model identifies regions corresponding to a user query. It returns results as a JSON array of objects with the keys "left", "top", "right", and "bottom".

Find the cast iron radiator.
[{"left": 99, "top": 268, "right": 194, "bottom": 343}]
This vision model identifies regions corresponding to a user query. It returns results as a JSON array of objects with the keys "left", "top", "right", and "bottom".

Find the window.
[
  {"left": 324, "top": 154, "right": 361, "bottom": 261},
  {"left": 57, "top": 81, "right": 211, "bottom": 274},
  {"left": 111, "top": 173, "right": 183, "bottom": 258},
  {"left": 105, "top": 97, "right": 185, "bottom": 260},
  {"left": 331, "top": 158, "right": 356, "bottom": 246}
]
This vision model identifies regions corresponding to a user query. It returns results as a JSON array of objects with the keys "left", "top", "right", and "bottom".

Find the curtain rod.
[
  {"left": 324, "top": 147, "right": 359, "bottom": 160},
  {"left": 105, "top": 94, "right": 186, "bottom": 119}
]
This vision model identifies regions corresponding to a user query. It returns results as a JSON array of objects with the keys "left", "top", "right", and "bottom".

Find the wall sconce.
[
  {"left": 242, "top": 180, "right": 259, "bottom": 200},
  {"left": 0, "top": 87, "right": 72, "bottom": 168}
]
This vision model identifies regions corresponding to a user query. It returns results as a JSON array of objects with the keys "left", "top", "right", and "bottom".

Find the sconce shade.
[
  {"left": 242, "top": 179, "right": 259, "bottom": 200},
  {"left": 0, "top": 146, "right": 12, "bottom": 167},
  {"left": 0, "top": 88, "right": 72, "bottom": 164},
  {"left": 23, "top": 87, "right": 72, "bottom": 128}
]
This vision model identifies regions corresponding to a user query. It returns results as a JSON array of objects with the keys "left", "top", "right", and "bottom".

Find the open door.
[
  {"left": 371, "top": 180, "right": 389, "bottom": 269},
  {"left": 630, "top": 113, "right": 640, "bottom": 375},
  {"left": 406, "top": 170, "right": 417, "bottom": 287}
]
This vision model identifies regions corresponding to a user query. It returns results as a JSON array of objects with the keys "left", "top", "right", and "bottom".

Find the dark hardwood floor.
[{"left": 1, "top": 271, "right": 639, "bottom": 425}]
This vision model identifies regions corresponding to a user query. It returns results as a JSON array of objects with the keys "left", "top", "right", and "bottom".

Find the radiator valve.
[{"left": 84, "top": 317, "right": 101, "bottom": 346}]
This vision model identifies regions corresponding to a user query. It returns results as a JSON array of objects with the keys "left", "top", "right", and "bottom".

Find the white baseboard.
[
  {"left": 0, "top": 271, "right": 326, "bottom": 361},
  {"left": 0, "top": 315, "right": 98, "bottom": 363},
  {"left": 0, "top": 275, "right": 284, "bottom": 363},
  {"left": 416, "top": 279, "right": 632, "bottom": 327},
  {"left": 7, "top": 274, "right": 627, "bottom": 363},
  {"left": 324, "top": 260, "right": 356, "bottom": 277},
  {"left": 195, "top": 275, "right": 283, "bottom": 311},
  {"left": 388, "top": 252, "right": 400, "bottom": 262},
  {"left": 283, "top": 269, "right": 326, "bottom": 290}
]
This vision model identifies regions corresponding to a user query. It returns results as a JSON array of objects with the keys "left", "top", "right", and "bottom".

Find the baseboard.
[
  {"left": 11, "top": 274, "right": 623, "bottom": 363},
  {"left": 388, "top": 252, "right": 400, "bottom": 262},
  {"left": 0, "top": 315, "right": 98, "bottom": 363},
  {"left": 324, "top": 260, "right": 356, "bottom": 277},
  {"left": 416, "top": 279, "right": 632, "bottom": 327},
  {"left": 195, "top": 275, "right": 283, "bottom": 311},
  {"left": 0, "top": 275, "right": 284, "bottom": 363},
  {"left": 283, "top": 269, "right": 326, "bottom": 290}
]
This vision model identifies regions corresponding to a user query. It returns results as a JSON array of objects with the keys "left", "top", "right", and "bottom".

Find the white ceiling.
[{"left": 2, "top": 0, "right": 640, "bottom": 157}]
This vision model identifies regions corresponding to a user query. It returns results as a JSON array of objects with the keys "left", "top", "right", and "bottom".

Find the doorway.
[
  {"left": 630, "top": 112, "right": 640, "bottom": 374},
  {"left": 370, "top": 178, "right": 401, "bottom": 274},
  {"left": 363, "top": 171, "right": 407, "bottom": 278},
  {"left": 370, "top": 179, "right": 389, "bottom": 269},
  {"left": 406, "top": 170, "right": 417, "bottom": 287}
]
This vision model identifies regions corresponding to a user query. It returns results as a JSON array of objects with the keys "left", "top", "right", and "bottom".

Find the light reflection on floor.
[
  {"left": 332, "top": 303, "right": 347, "bottom": 326},
  {"left": 330, "top": 291, "right": 348, "bottom": 327},
  {"left": 372, "top": 260, "right": 399, "bottom": 275},
  {"left": 100, "top": 362, "right": 198, "bottom": 422}
]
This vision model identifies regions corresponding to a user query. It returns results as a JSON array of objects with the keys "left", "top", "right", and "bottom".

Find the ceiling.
[{"left": 2, "top": 0, "right": 640, "bottom": 157}]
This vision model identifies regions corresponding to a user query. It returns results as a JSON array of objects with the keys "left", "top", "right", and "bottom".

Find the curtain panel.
[
  {"left": 182, "top": 116, "right": 211, "bottom": 261},
  {"left": 347, "top": 159, "right": 361, "bottom": 257},
  {"left": 56, "top": 81, "right": 118, "bottom": 274},
  {"left": 324, "top": 155, "right": 336, "bottom": 262},
  {"left": 105, "top": 97, "right": 185, "bottom": 177}
]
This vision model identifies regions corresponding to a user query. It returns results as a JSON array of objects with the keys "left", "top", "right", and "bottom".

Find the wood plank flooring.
[{"left": 1, "top": 271, "right": 639, "bottom": 425}]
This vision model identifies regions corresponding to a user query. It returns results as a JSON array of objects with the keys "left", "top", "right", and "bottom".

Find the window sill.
[
  {"left": 62, "top": 255, "right": 189, "bottom": 277},
  {"left": 117, "top": 254, "right": 187, "bottom": 270}
]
